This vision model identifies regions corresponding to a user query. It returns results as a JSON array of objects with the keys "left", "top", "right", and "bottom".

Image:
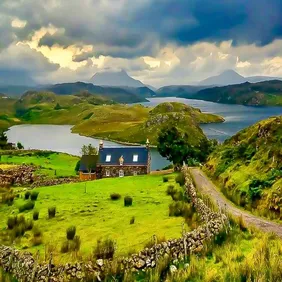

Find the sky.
[{"left": 1, "top": 0, "right": 282, "bottom": 87}]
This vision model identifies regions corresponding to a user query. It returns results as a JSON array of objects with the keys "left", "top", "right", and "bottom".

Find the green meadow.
[
  {"left": 0, "top": 174, "right": 184, "bottom": 262},
  {"left": 0, "top": 151, "right": 79, "bottom": 178}
]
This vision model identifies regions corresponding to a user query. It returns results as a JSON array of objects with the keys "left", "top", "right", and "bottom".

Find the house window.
[
  {"left": 106, "top": 155, "right": 111, "bottom": 162},
  {"left": 133, "top": 171, "right": 137, "bottom": 176},
  {"left": 119, "top": 170, "right": 124, "bottom": 177},
  {"left": 106, "top": 170, "right": 110, "bottom": 177},
  {"left": 133, "top": 154, "right": 138, "bottom": 162}
]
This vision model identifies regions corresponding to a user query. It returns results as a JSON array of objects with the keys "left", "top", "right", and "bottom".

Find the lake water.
[
  {"left": 144, "top": 98, "right": 282, "bottom": 142},
  {"left": 5, "top": 124, "right": 170, "bottom": 171},
  {"left": 5, "top": 98, "right": 282, "bottom": 170}
]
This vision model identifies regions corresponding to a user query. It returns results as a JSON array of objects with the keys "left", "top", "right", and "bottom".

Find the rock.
[
  {"left": 135, "top": 259, "right": 146, "bottom": 269},
  {"left": 96, "top": 259, "right": 103, "bottom": 267},
  {"left": 170, "top": 265, "right": 177, "bottom": 274}
]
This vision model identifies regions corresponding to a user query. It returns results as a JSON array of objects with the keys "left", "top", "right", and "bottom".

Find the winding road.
[{"left": 190, "top": 168, "right": 282, "bottom": 239}]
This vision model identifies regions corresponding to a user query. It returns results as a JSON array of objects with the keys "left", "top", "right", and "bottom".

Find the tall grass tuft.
[
  {"left": 124, "top": 196, "right": 133, "bottom": 207},
  {"left": 93, "top": 238, "right": 115, "bottom": 259},
  {"left": 30, "top": 191, "right": 39, "bottom": 201},
  {"left": 66, "top": 226, "right": 76, "bottom": 240},
  {"left": 48, "top": 207, "right": 56, "bottom": 218}
]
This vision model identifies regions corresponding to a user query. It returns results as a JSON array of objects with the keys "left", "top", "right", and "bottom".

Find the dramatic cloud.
[{"left": 0, "top": 0, "right": 282, "bottom": 86}]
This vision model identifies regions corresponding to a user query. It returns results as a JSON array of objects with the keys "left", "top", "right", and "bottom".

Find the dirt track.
[{"left": 190, "top": 168, "right": 282, "bottom": 239}]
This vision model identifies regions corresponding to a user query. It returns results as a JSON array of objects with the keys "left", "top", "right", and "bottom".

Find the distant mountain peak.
[
  {"left": 199, "top": 69, "right": 246, "bottom": 86},
  {"left": 90, "top": 69, "right": 145, "bottom": 88}
]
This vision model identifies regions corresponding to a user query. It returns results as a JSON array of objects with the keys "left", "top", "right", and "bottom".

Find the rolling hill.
[
  {"left": 205, "top": 116, "right": 282, "bottom": 220},
  {"left": 72, "top": 102, "right": 224, "bottom": 145},
  {"left": 41, "top": 82, "right": 152, "bottom": 103},
  {"left": 156, "top": 85, "right": 209, "bottom": 98},
  {"left": 195, "top": 80, "right": 282, "bottom": 106}
]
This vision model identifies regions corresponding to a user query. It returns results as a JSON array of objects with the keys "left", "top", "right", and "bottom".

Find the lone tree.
[
  {"left": 81, "top": 144, "right": 98, "bottom": 156},
  {"left": 157, "top": 126, "right": 216, "bottom": 168},
  {"left": 0, "top": 132, "right": 8, "bottom": 149},
  {"left": 17, "top": 142, "right": 24, "bottom": 150}
]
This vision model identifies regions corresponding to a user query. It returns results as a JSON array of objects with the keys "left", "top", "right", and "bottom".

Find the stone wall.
[
  {"left": 98, "top": 165, "right": 148, "bottom": 178},
  {"left": 0, "top": 165, "right": 35, "bottom": 187},
  {"left": 0, "top": 166, "right": 229, "bottom": 281}
]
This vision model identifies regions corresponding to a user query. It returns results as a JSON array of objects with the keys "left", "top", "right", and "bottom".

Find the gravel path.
[{"left": 190, "top": 168, "right": 282, "bottom": 239}]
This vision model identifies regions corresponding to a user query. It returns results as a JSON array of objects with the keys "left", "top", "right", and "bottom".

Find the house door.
[{"left": 119, "top": 170, "right": 124, "bottom": 177}]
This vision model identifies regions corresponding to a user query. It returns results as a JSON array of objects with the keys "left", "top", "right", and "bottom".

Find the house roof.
[
  {"left": 98, "top": 146, "right": 149, "bottom": 166},
  {"left": 79, "top": 155, "right": 98, "bottom": 172}
]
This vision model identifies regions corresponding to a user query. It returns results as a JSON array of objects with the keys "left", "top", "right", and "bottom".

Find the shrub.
[
  {"left": 130, "top": 216, "right": 135, "bottom": 225},
  {"left": 24, "top": 191, "right": 31, "bottom": 200},
  {"left": 32, "top": 236, "right": 43, "bottom": 246},
  {"left": 163, "top": 176, "right": 169, "bottom": 183},
  {"left": 61, "top": 240, "right": 69, "bottom": 253},
  {"left": 166, "top": 185, "right": 176, "bottom": 196},
  {"left": 94, "top": 238, "right": 115, "bottom": 259},
  {"left": 110, "top": 193, "right": 121, "bottom": 201},
  {"left": 2, "top": 193, "right": 15, "bottom": 206},
  {"left": 169, "top": 201, "right": 193, "bottom": 218},
  {"left": 13, "top": 224, "right": 26, "bottom": 238},
  {"left": 175, "top": 172, "right": 185, "bottom": 186},
  {"left": 66, "top": 226, "right": 76, "bottom": 240},
  {"left": 30, "top": 191, "right": 39, "bottom": 201},
  {"left": 71, "top": 235, "right": 81, "bottom": 252},
  {"left": 32, "top": 226, "right": 42, "bottom": 237},
  {"left": 124, "top": 196, "right": 133, "bottom": 207},
  {"left": 48, "top": 207, "right": 56, "bottom": 218},
  {"left": 33, "top": 210, "right": 39, "bottom": 221},
  {"left": 19, "top": 201, "right": 35, "bottom": 212},
  {"left": 25, "top": 219, "right": 34, "bottom": 231},
  {"left": 7, "top": 216, "right": 17, "bottom": 230},
  {"left": 61, "top": 236, "right": 81, "bottom": 253}
]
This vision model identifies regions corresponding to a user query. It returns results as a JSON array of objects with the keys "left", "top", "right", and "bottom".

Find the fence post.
[{"left": 182, "top": 222, "right": 187, "bottom": 261}]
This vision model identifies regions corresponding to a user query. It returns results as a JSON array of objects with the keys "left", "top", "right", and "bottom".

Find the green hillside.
[
  {"left": 205, "top": 116, "right": 282, "bottom": 220},
  {"left": 196, "top": 80, "right": 282, "bottom": 106},
  {"left": 0, "top": 92, "right": 224, "bottom": 146},
  {"left": 72, "top": 102, "right": 224, "bottom": 145}
]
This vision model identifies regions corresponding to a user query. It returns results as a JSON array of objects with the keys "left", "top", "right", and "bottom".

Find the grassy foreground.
[
  {"left": 0, "top": 150, "right": 79, "bottom": 178},
  {"left": 0, "top": 174, "right": 184, "bottom": 262}
]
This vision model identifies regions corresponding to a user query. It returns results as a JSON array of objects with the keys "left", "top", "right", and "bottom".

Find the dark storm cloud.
[{"left": 1, "top": 0, "right": 282, "bottom": 59}]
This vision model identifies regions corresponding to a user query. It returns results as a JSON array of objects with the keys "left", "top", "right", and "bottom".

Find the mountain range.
[{"left": 198, "top": 70, "right": 282, "bottom": 86}]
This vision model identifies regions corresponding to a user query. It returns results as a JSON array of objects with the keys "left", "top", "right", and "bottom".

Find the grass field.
[
  {"left": 0, "top": 174, "right": 184, "bottom": 262},
  {"left": 0, "top": 151, "right": 79, "bottom": 178}
]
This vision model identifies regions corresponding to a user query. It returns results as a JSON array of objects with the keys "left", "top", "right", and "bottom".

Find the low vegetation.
[
  {"left": 205, "top": 116, "right": 282, "bottom": 220},
  {"left": 0, "top": 150, "right": 79, "bottom": 178},
  {"left": 0, "top": 174, "right": 184, "bottom": 261}
]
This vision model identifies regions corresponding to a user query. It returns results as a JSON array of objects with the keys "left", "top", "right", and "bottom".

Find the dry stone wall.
[{"left": 0, "top": 166, "right": 229, "bottom": 281}]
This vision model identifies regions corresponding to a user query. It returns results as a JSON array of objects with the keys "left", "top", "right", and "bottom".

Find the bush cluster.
[
  {"left": 110, "top": 193, "right": 121, "bottom": 201},
  {"left": 7, "top": 215, "right": 34, "bottom": 240},
  {"left": 93, "top": 238, "right": 115, "bottom": 259},
  {"left": 19, "top": 201, "right": 35, "bottom": 212},
  {"left": 124, "top": 196, "right": 133, "bottom": 207},
  {"left": 61, "top": 225, "right": 80, "bottom": 253}
]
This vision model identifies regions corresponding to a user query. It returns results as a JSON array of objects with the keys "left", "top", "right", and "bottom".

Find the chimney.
[
  {"left": 146, "top": 139, "right": 150, "bottom": 150},
  {"left": 99, "top": 140, "right": 104, "bottom": 150}
]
